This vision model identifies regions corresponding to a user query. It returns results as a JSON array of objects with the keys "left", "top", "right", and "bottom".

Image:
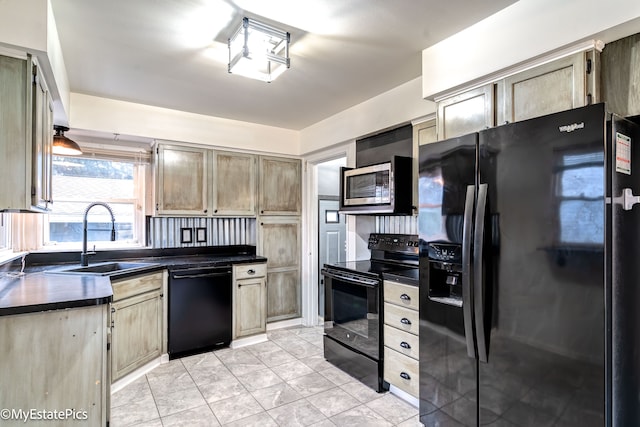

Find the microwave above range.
[{"left": 339, "top": 156, "right": 413, "bottom": 215}]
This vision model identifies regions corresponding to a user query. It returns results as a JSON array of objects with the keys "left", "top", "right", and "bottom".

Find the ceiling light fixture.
[
  {"left": 53, "top": 125, "right": 82, "bottom": 156},
  {"left": 228, "top": 17, "right": 290, "bottom": 82}
]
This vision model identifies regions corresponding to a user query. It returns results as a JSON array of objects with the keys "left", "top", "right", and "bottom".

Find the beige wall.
[
  {"left": 422, "top": 0, "right": 640, "bottom": 100},
  {"left": 299, "top": 78, "right": 435, "bottom": 156},
  {"left": 70, "top": 94, "right": 300, "bottom": 156}
]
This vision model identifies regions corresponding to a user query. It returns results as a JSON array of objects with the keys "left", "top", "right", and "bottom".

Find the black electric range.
[{"left": 321, "top": 233, "right": 418, "bottom": 392}]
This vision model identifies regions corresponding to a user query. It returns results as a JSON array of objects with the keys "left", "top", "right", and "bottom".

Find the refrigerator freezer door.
[
  {"left": 609, "top": 114, "right": 640, "bottom": 427},
  {"left": 419, "top": 133, "right": 479, "bottom": 426},
  {"left": 477, "top": 104, "right": 606, "bottom": 426}
]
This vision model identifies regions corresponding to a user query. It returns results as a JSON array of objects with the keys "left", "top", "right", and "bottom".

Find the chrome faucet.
[{"left": 81, "top": 202, "right": 116, "bottom": 266}]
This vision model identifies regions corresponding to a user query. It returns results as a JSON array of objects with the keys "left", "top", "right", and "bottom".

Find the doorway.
[{"left": 316, "top": 157, "right": 347, "bottom": 322}]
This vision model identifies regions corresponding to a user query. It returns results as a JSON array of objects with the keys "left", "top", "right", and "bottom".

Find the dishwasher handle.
[
  {"left": 170, "top": 266, "right": 231, "bottom": 280},
  {"left": 172, "top": 272, "right": 231, "bottom": 280}
]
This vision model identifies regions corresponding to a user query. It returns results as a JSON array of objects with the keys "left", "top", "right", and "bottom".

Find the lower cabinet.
[
  {"left": 0, "top": 305, "right": 109, "bottom": 426},
  {"left": 383, "top": 280, "right": 420, "bottom": 398},
  {"left": 110, "top": 271, "right": 165, "bottom": 382},
  {"left": 233, "top": 263, "right": 267, "bottom": 338}
]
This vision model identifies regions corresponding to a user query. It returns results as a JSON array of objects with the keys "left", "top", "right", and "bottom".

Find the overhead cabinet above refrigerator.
[{"left": 418, "top": 103, "right": 640, "bottom": 426}]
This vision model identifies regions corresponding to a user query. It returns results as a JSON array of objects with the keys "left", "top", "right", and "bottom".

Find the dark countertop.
[
  {"left": 0, "top": 272, "right": 113, "bottom": 316},
  {"left": 0, "top": 246, "right": 267, "bottom": 316}
]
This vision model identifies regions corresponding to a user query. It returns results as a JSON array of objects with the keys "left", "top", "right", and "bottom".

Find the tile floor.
[{"left": 111, "top": 326, "right": 422, "bottom": 426}]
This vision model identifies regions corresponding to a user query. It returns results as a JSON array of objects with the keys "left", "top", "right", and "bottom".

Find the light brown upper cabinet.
[
  {"left": 435, "top": 50, "right": 599, "bottom": 141},
  {"left": 500, "top": 50, "right": 598, "bottom": 124},
  {"left": 0, "top": 54, "right": 54, "bottom": 212},
  {"left": 258, "top": 156, "right": 301, "bottom": 216},
  {"left": 32, "top": 62, "right": 54, "bottom": 211},
  {"left": 212, "top": 151, "right": 257, "bottom": 216},
  {"left": 436, "top": 84, "right": 495, "bottom": 140},
  {"left": 155, "top": 144, "right": 209, "bottom": 216}
]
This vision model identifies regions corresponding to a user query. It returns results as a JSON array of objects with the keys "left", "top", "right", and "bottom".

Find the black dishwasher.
[{"left": 168, "top": 265, "right": 232, "bottom": 359}]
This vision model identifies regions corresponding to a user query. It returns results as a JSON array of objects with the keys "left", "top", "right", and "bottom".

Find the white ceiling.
[{"left": 50, "top": 0, "right": 516, "bottom": 131}]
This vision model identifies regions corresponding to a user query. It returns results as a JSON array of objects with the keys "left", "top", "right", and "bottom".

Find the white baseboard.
[
  {"left": 110, "top": 354, "right": 167, "bottom": 394},
  {"left": 230, "top": 333, "right": 268, "bottom": 349},
  {"left": 389, "top": 385, "right": 419, "bottom": 408},
  {"left": 266, "top": 317, "right": 303, "bottom": 331}
]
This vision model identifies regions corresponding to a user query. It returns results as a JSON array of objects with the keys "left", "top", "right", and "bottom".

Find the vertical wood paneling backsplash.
[
  {"left": 147, "top": 217, "right": 256, "bottom": 248},
  {"left": 375, "top": 215, "right": 418, "bottom": 235}
]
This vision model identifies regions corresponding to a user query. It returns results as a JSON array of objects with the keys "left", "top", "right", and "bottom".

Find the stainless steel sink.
[{"left": 48, "top": 262, "right": 159, "bottom": 276}]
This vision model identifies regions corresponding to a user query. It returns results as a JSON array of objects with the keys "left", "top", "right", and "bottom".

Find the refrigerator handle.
[
  {"left": 462, "top": 185, "right": 476, "bottom": 359},
  {"left": 473, "top": 183, "right": 489, "bottom": 363}
]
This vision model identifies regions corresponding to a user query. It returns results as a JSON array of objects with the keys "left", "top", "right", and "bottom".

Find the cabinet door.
[
  {"left": 156, "top": 144, "right": 209, "bottom": 215},
  {"left": 235, "top": 276, "right": 266, "bottom": 337},
  {"left": 501, "top": 51, "right": 592, "bottom": 123},
  {"left": 31, "top": 63, "right": 53, "bottom": 211},
  {"left": 212, "top": 151, "right": 256, "bottom": 216},
  {"left": 0, "top": 54, "right": 30, "bottom": 211},
  {"left": 258, "top": 156, "right": 301, "bottom": 215},
  {"left": 436, "top": 84, "right": 494, "bottom": 140},
  {"left": 111, "top": 290, "right": 163, "bottom": 381},
  {"left": 0, "top": 305, "right": 109, "bottom": 426},
  {"left": 259, "top": 217, "right": 301, "bottom": 321}
]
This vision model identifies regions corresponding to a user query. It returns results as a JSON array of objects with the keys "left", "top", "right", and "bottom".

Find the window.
[{"left": 44, "top": 154, "right": 148, "bottom": 249}]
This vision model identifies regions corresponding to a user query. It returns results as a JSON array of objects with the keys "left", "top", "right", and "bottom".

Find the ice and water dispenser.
[{"left": 425, "top": 242, "right": 463, "bottom": 307}]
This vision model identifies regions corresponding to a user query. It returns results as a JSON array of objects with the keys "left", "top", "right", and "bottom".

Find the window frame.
[{"left": 41, "top": 149, "right": 150, "bottom": 251}]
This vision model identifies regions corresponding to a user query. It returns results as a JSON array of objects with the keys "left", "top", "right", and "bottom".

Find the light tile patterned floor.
[{"left": 111, "top": 326, "right": 421, "bottom": 426}]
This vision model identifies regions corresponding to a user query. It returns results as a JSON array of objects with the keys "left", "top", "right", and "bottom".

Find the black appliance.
[
  {"left": 339, "top": 156, "right": 413, "bottom": 215},
  {"left": 168, "top": 265, "right": 232, "bottom": 359},
  {"left": 418, "top": 103, "right": 640, "bottom": 426},
  {"left": 322, "top": 233, "right": 418, "bottom": 392}
]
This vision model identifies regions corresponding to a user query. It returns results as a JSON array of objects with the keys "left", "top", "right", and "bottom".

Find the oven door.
[{"left": 323, "top": 268, "right": 381, "bottom": 360}]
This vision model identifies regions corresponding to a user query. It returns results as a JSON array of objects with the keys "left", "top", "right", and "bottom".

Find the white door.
[{"left": 318, "top": 198, "right": 346, "bottom": 319}]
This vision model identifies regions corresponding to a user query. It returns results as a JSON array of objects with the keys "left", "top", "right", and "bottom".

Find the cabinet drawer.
[
  {"left": 234, "top": 263, "right": 267, "bottom": 280},
  {"left": 383, "top": 280, "right": 419, "bottom": 310},
  {"left": 384, "top": 303, "right": 419, "bottom": 335},
  {"left": 383, "top": 347, "right": 419, "bottom": 397},
  {"left": 112, "top": 271, "right": 164, "bottom": 301},
  {"left": 384, "top": 325, "right": 419, "bottom": 359}
]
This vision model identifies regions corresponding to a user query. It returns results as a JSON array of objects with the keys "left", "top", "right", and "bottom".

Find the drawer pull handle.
[
  {"left": 400, "top": 293, "right": 411, "bottom": 301},
  {"left": 400, "top": 318, "right": 412, "bottom": 325},
  {"left": 400, "top": 372, "right": 411, "bottom": 380},
  {"left": 247, "top": 269, "right": 256, "bottom": 275},
  {"left": 400, "top": 341, "right": 411, "bottom": 349}
]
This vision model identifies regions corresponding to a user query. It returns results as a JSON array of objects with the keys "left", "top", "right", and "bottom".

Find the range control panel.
[{"left": 368, "top": 233, "right": 419, "bottom": 255}]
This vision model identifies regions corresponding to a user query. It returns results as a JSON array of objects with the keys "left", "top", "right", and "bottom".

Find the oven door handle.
[{"left": 321, "top": 269, "right": 379, "bottom": 287}]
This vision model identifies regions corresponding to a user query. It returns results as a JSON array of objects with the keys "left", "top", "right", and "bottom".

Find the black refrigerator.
[{"left": 418, "top": 103, "right": 640, "bottom": 427}]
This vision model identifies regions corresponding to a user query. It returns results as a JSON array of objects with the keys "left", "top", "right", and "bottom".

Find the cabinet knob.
[
  {"left": 400, "top": 318, "right": 412, "bottom": 325},
  {"left": 400, "top": 341, "right": 411, "bottom": 349},
  {"left": 204, "top": 209, "right": 208, "bottom": 213},
  {"left": 400, "top": 293, "right": 411, "bottom": 301},
  {"left": 214, "top": 209, "right": 218, "bottom": 213},
  {"left": 261, "top": 210, "right": 264, "bottom": 214},
  {"left": 400, "top": 372, "right": 411, "bottom": 380},
  {"left": 247, "top": 269, "right": 256, "bottom": 275}
]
